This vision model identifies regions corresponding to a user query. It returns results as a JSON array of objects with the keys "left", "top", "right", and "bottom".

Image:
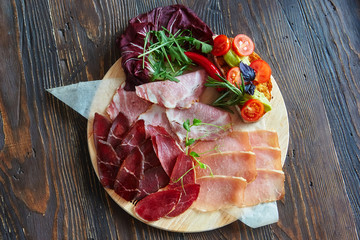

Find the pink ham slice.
[
  {"left": 190, "top": 131, "right": 252, "bottom": 155},
  {"left": 134, "top": 189, "right": 181, "bottom": 221},
  {"left": 253, "top": 147, "right": 282, "bottom": 170},
  {"left": 93, "top": 113, "right": 112, "bottom": 150},
  {"left": 138, "top": 104, "right": 178, "bottom": 140},
  {"left": 96, "top": 140, "right": 122, "bottom": 188},
  {"left": 135, "top": 69, "right": 207, "bottom": 109},
  {"left": 166, "top": 102, "right": 232, "bottom": 143},
  {"left": 168, "top": 152, "right": 195, "bottom": 187},
  {"left": 107, "top": 84, "right": 152, "bottom": 122},
  {"left": 106, "top": 112, "right": 130, "bottom": 147},
  {"left": 192, "top": 176, "right": 247, "bottom": 211},
  {"left": 195, "top": 152, "right": 257, "bottom": 183},
  {"left": 243, "top": 169, "right": 285, "bottom": 206},
  {"left": 248, "top": 130, "right": 280, "bottom": 148},
  {"left": 114, "top": 147, "right": 144, "bottom": 201},
  {"left": 166, "top": 184, "right": 200, "bottom": 217},
  {"left": 147, "top": 125, "right": 183, "bottom": 176}
]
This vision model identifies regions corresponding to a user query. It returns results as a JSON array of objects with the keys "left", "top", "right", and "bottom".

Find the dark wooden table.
[{"left": 1, "top": 0, "right": 359, "bottom": 239}]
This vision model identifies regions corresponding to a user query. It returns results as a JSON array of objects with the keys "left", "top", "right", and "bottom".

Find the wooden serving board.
[{"left": 87, "top": 58, "right": 289, "bottom": 232}]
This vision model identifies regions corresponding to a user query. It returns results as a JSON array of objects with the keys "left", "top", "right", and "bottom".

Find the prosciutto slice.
[
  {"left": 96, "top": 140, "right": 121, "bottom": 188},
  {"left": 243, "top": 170, "right": 285, "bottom": 206},
  {"left": 190, "top": 131, "right": 252, "bottom": 155},
  {"left": 192, "top": 176, "right": 247, "bottom": 211},
  {"left": 253, "top": 147, "right": 282, "bottom": 170},
  {"left": 248, "top": 130, "right": 280, "bottom": 148},
  {"left": 93, "top": 113, "right": 112, "bottom": 150},
  {"left": 134, "top": 189, "right": 181, "bottom": 221},
  {"left": 135, "top": 69, "right": 207, "bottom": 109},
  {"left": 166, "top": 102, "right": 232, "bottom": 143},
  {"left": 195, "top": 152, "right": 257, "bottom": 182},
  {"left": 106, "top": 84, "right": 152, "bottom": 122},
  {"left": 113, "top": 147, "right": 144, "bottom": 201}
]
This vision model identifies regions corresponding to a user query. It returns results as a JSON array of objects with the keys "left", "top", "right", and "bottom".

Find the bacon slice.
[
  {"left": 248, "top": 130, "right": 280, "bottom": 148},
  {"left": 168, "top": 152, "right": 195, "bottom": 187},
  {"left": 96, "top": 140, "right": 121, "bottom": 188},
  {"left": 166, "top": 184, "right": 200, "bottom": 217},
  {"left": 93, "top": 113, "right": 112, "bottom": 149},
  {"left": 135, "top": 69, "right": 207, "bottom": 109},
  {"left": 166, "top": 102, "right": 232, "bottom": 143},
  {"left": 106, "top": 112, "right": 130, "bottom": 147},
  {"left": 134, "top": 189, "right": 181, "bottom": 221},
  {"left": 243, "top": 170, "right": 285, "bottom": 206},
  {"left": 192, "top": 176, "right": 247, "bottom": 211},
  {"left": 253, "top": 147, "right": 282, "bottom": 170},
  {"left": 113, "top": 147, "right": 144, "bottom": 201},
  {"left": 195, "top": 152, "right": 257, "bottom": 183},
  {"left": 190, "top": 131, "right": 252, "bottom": 155},
  {"left": 107, "top": 85, "right": 152, "bottom": 122}
]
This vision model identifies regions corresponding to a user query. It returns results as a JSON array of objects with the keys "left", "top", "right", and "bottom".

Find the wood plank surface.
[{"left": 0, "top": 0, "right": 359, "bottom": 239}]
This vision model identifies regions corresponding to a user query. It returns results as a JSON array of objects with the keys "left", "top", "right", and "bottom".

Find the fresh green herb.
[{"left": 138, "top": 27, "right": 212, "bottom": 82}]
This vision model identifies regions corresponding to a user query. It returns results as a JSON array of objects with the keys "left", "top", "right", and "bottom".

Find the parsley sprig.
[{"left": 138, "top": 27, "right": 213, "bottom": 82}]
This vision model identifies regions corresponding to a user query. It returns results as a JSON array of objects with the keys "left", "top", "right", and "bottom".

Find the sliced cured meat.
[
  {"left": 190, "top": 131, "right": 252, "bottom": 155},
  {"left": 192, "top": 176, "right": 247, "bottom": 211},
  {"left": 113, "top": 147, "right": 144, "bottom": 201},
  {"left": 96, "top": 140, "right": 121, "bottom": 188},
  {"left": 138, "top": 105, "right": 178, "bottom": 140},
  {"left": 166, "top": 184, "right": 200, "bottom": 217},
  {"left": 195, "top": 152, "right": 257, "bottom": 182},
  {"left": 93, "top": 113, "right": 112, "bottom": 149},
  {"left": 134, "top": 189, "right": 181, "bottom": 221},
  {"left": 136, "top": 166, "right": 170, "bottom": 200},
  {"left": 169, "top": 152, "right": 195, "bottom": 187},
  {"left": 248, "top": 130, "right": 280, "bottom": 148},
  {"left": 106, "top": 84, "right": 152, "bottom": 122},
  {"left": 107, "top": 112, "right": 130, "bottom": 147},
  {"left": 140, "top": 138, "right": 161, "bottom": 170},
  {"left": 243, "top": 169, "right": 285, "bottom": 206},
  {"left": 166, "top": 102, "right": 232, "bottom": 143},
  {"left": 253, "top": 147, "right": 282, "bottom": 170},
  {"left": 149, "top": 126, "right": 183, "bottom": 176},
  {"left": 115, "top": 120, "right": 146, "bottom": 161},
  {"left": 135, "top": 69, "right": 207, "bottom": 109}
]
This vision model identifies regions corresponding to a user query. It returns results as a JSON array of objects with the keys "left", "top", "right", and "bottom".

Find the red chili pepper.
[{"left": 184, "top": 52, "right": 222, "bottom": 81}]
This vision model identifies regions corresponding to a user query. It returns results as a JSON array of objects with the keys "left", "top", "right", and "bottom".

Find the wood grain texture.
[{"left": 0, "top": 0, "right": 359, "bottom": 239}]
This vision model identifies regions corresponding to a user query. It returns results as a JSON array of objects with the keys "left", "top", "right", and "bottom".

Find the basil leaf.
[{"left": 240, "top": 62, "right": 255, "bottom": 82}]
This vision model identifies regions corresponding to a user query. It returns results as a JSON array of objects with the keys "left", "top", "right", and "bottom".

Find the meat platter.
[{"left": 87, "top": 57, "right": 289, "bottom": 232}]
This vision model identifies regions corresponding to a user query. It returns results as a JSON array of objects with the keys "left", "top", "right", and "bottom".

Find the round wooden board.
[{"left": 87, "top": 58, "right": 289, "bottom": 232}]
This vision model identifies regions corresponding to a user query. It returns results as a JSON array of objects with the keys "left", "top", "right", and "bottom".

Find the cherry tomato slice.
[
  {"left": 232, "top": 34, "right": 254, "bottom": 56},
  {"left": 240, "top": 99, "right": 264, "bottom": 122},
  {"left": 250, "top": 60, "right": 272, "bottom": 83},
  {"left": 226, "top": 67, "right": 241, "bottom": 86},
  {"left": 211, "top": 35, "right": 230, "bottom": 56}
]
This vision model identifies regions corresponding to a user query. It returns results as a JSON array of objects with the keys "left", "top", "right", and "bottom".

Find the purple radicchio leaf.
[{"left": 118, "top": 4, "right": 214, "bottom": 91}]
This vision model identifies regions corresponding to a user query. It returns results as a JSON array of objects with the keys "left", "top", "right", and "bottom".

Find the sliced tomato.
[
  {"left": 232, "top": 34, "right": 254, "bottom": 56},
  {"left": 250, "top": 60, "right": 272, "bottom": 83},
  {"left": 226, "top": 67, "right": 241, "bottom": 86},
  {"left": 240, "top": 99, "right": 264, "bottom": 122},
  {"left": 211, "top": 35, "right": 230, "bottom": 56}
]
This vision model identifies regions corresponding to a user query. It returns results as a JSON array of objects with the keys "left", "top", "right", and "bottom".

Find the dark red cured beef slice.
[
  {"left": 166, "top": 184, "right": 200, "bottom": 218},
  {"left": 150, "top": 126, "right": 183, "bottom": 176},
  {"left": 115, "top": 120, "right": 146, "bottom": 161},
  {"left": 134, "top": 189, "right": 181, "bottom": 221},
  {"left": 168, "top": 152, "right": 195, "bottom": 188},
  {"left": 136, "top": 166, "right": 170, "bottom": 200},
  {"left": 107, "top": 112, "right": 129, "bottom": 147},
  {"left": 140, "top": 138, "right": 161, "bottom": 170},
  {"left": 93, "top": 113, "right": 111, "bottom": 150},
  {"left": 114, "top": 147, "right": 144, "bottom": 201},
  {"left": 96, "top": 140, "right": 121, "bottom": 188}
]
